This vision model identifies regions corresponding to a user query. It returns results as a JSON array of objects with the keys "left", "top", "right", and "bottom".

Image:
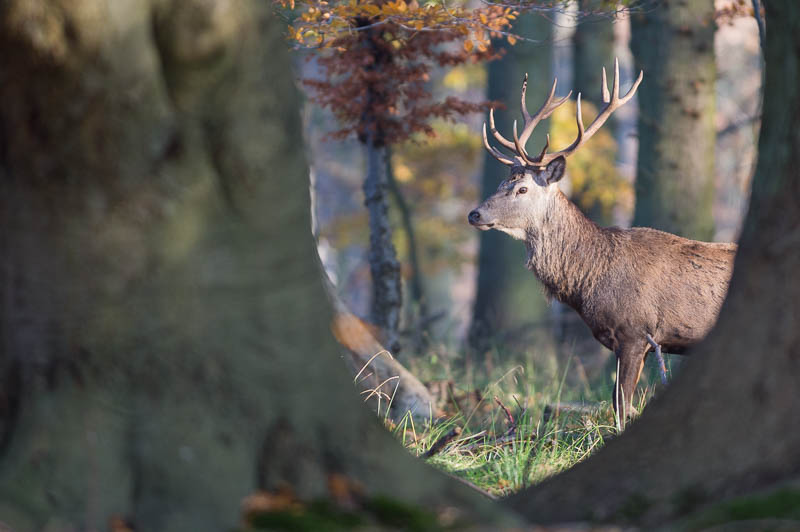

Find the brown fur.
[{"left": 470, "top": 160, "right": 736, "bottom": 416}]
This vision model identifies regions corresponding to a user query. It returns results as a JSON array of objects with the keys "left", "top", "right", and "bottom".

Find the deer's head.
[{"left": 469, "top": 59, "right": 642, "bottom": 240}]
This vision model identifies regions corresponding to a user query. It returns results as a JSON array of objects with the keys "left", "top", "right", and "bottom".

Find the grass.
[{"left": 378, "top": 331, "right": 670, "bottom": 497}]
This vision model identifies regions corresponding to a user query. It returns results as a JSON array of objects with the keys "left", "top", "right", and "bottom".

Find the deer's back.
[{"left": 582, "top": 227, "right": 736, "bottom": 353}]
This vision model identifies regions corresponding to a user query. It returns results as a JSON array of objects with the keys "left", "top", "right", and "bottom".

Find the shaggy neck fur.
[{"left": 524, "top": 190, "right": 615, "bottom": 310}]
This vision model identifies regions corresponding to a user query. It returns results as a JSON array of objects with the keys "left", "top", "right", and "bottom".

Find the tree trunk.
[
  {"left": 385, "top": 146, "right": 430, "bottom": 349},
  {"left": 508, "top": 2, "right": 800, "bottom": 526},
  {"left": 573, "top": 1, "right": 615, "bottom": 109},
  {"left": 326, "top": 274, "right": 436, "bottom": 423},
  {"left": 629, "top": 0, "right": 716, "bottom": 240},
  {"left": 0, "top": 2, "right": 516, "bottom": 530},
  {"left": 572, "top": 0, "right": 617, "bottom": 227},
  {"left": 363, "top": 137, "right": 402, "bottom": 352},
  {"left": 469, "top": 16, "right": 553, "bottom": 350}
]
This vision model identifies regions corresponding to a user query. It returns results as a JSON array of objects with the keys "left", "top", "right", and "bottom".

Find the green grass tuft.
[{"left": 387, "top": 334, "right": 666, "bottom": 496}]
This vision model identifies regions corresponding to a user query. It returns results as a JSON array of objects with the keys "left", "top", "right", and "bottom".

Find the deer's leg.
[
  {"left": 646, "top": 333, "right": 668, "bottom": 385},
  {"left": 613, "top": 344, "right": 646, "bottom": 420}
]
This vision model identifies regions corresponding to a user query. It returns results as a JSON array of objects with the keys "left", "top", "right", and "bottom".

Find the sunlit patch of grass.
[
  {"left": 387, "top": 399, "right": 617, "bottom": 497},
  {"left": 385, "top": 334, "right": 664, "bottom": 496}
]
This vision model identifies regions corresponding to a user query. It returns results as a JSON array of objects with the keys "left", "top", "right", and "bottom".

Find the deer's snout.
[{"left": 468, "top": 207, "right": 495, "bottom": 229}]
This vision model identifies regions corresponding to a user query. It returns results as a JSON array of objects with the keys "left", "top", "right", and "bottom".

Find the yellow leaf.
[
  {"left": 463, "top": 40, "right": 474, "bottom": 52},
  {"left": 479, "top": 13, "right": 487, "bottom": 24},
  {"left": 507, "top": 35, "right": 517, "bottom": 45}
]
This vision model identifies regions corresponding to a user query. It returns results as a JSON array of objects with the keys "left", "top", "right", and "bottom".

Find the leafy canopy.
[{"left": 276, "top": 0, "right": 535, "bottom": 145}]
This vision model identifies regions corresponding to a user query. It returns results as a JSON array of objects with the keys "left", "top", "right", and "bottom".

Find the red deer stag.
[{"left": 468, "top": 60, "right": 736, "bottom": 419}]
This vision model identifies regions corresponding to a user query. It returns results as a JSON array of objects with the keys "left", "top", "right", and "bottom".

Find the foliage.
[
  {"left": 316, "top": 120, "right": 479, "bottom": 266},
  {"left": 240, "top": 486, "right": 455, "bottom": 531},
  {"left": 278, "top": 0, "right": 649, "bottom": 145},
  {"left": 715, "top": 0, "right": 759, "bottom": 26},
  {"left": 549, "top": 100, "right": 632, "bottom": 220},
  {"left": 283, "top": 0, "right": 521, "bottom": 50},
  {"left": 279, "top": 0, "right": 525, "bottom": 145},
  {"left": 390, "top": 119, "right": 482, "bottom": 272}
]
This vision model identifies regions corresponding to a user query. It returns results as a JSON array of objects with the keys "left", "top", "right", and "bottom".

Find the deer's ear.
[{"left": 544, "top": 156, "right": 566, "bottom": 184}]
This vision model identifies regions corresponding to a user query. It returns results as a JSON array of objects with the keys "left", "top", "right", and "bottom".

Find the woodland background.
[
  {"left": 307, "top": 0, "right": 760, "bottom": 405},
  {"left": 4, "top": 0, "right": 799, "bottom": 531}
]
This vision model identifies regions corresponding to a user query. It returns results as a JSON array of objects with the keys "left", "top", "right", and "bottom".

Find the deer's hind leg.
[{"left": 612, "top": 342, "right": 648, "bottom": 420}]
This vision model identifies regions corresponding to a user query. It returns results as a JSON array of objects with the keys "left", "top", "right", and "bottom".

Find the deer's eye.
[{"left": 517, "top": 187, "right": 528, "bottom": 195}]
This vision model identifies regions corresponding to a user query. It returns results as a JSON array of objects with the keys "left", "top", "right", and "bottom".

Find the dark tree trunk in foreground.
[
  {"left": 469, "top": 16, "right": 553, "bottom": 350},
  {"left": 0, "top": 2, "right": 514, "bottom": 530},
  {"left": 509, "top": 2, "right": 800, "bottom": 525},
  {"left": 630, "top": 0, "right": 716, "bottom": 240}
]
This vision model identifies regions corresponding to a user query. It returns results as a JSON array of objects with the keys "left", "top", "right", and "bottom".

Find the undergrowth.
[{"left": 378, "top": 333, "right": 677, "bottom": 497}]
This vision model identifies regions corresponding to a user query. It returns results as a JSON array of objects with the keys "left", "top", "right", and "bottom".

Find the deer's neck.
[{"left": 524, "top": 190, "right": 612, "bottom": 310}]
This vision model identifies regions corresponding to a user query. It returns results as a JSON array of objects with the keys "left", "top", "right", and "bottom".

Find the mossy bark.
[
  {"left": 630, "top": 0, "right": 717, "bottom": 240},
  {"left": 0, "top": 2, "right": 517, "bottom": 530},
  {"left": 508, "top": 1, "right": 800, "bottom": 525}
]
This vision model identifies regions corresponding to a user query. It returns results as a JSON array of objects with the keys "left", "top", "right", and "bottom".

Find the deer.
[{"left": 468, "top": 60, "right": 737, "bottom": 419}]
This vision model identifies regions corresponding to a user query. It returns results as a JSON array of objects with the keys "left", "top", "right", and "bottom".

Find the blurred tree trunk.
[
  {"left": 0, "top": 1, "right": 515, "bottom": 530},
  {"left": 630, "top": 0, "right": 717, "bottom": 239},
  {"left": 509, "top": 2, "right": 800, "bottom": 525},
  {"left": 363, "top": 135, "right": 402, "bottom": 352},
  {"left": 359, "top": 24, "right": 404, "bottom": 354},
  {"left": 385, "top": 147, "right": 430, "bottom": 349},
  {"left": 468, "top": 16, "right": 553, "bottom": 351},
  {"left": 573, "top": 1, "right": 616, "bottom": 226},
  {"left": 573, "top": 2, "right": 615, "bottom": 109}
]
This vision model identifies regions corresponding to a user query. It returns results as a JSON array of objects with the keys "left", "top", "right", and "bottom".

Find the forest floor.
[{"left": 384, "top": 336, "right": 677, "bottom": 497}]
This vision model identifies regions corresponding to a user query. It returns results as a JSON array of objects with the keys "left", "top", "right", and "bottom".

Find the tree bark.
[
  {"left": 573, "top": 1, "right": 615, "bottom": 109},
  {"left": 469, "top": 16, "right": 554, "bottom": 350},
  {"left": 363, "top": 137, "right": 402, "bottom": 352},
  {"left": 357, "top": 23, "right": 404, "bottom": 354},
  {"left": 508, "top": 1, "right": 800, "bottom": 525},
  {"left": 630, "top": 0, "right": 717, "bottom": 240},
  {"left": 327, "top": 275, "right": 436, "bottom": 423},
  {"left": 572, "top": 1, "right": 617, "bottom": 227},
  {"left": 0, "top": 2, "right": 516, "bottom": 530},
  {"left": 385, "top": 147, "right": 430, "bottom": 349}
]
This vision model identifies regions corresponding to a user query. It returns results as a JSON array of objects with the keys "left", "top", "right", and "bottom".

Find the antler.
[
  {"left": 482, "top": 58, "right": 643, "bottom": 168},
  {"left": 483, "top": 75, "right": 571, "bottom": 167},
  {"left": 535, "top": 58, "right": 643, "bottom": 165}
]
